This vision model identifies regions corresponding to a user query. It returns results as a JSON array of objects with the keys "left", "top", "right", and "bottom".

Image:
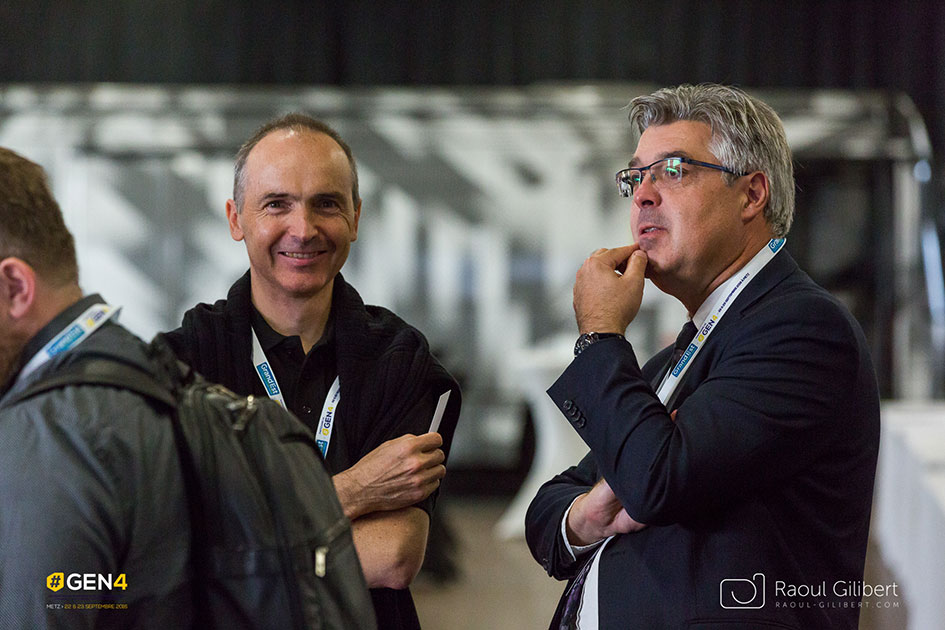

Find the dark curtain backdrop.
[{"left": 1, "top": 1, "right": 942, "bottom": 154}]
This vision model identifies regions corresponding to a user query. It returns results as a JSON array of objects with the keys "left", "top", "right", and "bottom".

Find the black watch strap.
[{"left": 574, "top": 332, "right": 625, "bottom": 357}]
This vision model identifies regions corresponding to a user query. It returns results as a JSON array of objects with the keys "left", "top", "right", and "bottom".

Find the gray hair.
[
  {"left": 628, "top": 84, "right": 794, "bottom": 237},
  {"left": 233, "top": 113, "right": 359, "bottom": 212}
]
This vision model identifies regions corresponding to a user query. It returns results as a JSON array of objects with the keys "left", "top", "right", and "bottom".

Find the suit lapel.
[
  {"left": 652, "top": 249, "right": 800, "bottom": 409},
  {"left": 646, "top": 345, "right": 676, "bottom": 389},
  {"left": 730, "top": 247, "right": 798, "bottom": 321}
]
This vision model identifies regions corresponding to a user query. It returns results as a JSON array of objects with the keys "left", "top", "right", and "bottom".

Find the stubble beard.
[{"left": 0, "top": 339, "right": 25, "bottom": 394}]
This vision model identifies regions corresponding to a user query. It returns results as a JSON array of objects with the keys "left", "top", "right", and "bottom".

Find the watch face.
[
  {"left": 574, "top": 333, "right": 598, "bottom": 356},
  {"left": 575, "top": 332, "right": 624, "bottom": 356}
]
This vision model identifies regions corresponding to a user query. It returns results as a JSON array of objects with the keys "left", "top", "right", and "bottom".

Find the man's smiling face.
[{"left": 227, "top": 128, "right": 361, "bottom": 302}]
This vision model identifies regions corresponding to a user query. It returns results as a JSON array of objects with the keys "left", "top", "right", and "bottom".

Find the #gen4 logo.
[{"left": 46, "top": 573, "right": 127, "bottom": 592}]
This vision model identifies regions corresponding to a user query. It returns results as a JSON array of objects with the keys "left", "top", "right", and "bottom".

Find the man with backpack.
[
  {"left": 0, "top": 147, "right": 376, "bottom": 630},
  {"left": 0, "top": 147, "right": 195, "bottom": 627},
  {"left": 160, "top": 113, "right": 462, "bottom": 630}
]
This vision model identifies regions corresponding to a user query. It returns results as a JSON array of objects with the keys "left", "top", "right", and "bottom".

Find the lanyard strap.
[
  {"left": 315, "top": 376, "right": 341, "bottom": 458},
  {"left": 251, "top": 327, "right": 341, "bottom": 457},
  {"left": 251, "top": 327, "right": 288, "bottom": 408},
  {"left": 656, "top": 238, "right": 786, "bottom": 405},
  {"left": 18, "top": 303, "right": 120, "bottom": 382}
]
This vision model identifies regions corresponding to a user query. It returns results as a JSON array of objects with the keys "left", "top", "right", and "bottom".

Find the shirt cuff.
[{"left": 561, "top": 495, "right": 606, "bottom": 561}]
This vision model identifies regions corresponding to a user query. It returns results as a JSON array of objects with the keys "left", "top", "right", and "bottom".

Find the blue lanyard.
[
  {"left": 656, "top": 238, "right": 786, "bottom": 404},
  {"left": 18, "top": 303, "right": 120, "bottom": 382},
  {"left": 251, "top": 326, "right": 341, "bottom": 457}
]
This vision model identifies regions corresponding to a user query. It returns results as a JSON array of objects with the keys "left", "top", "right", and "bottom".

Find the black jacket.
[
  {"left": 0, "top": 297, "right": 192, "bottom": 629},
  {"left": 160, "top": 272, "right": 461, "bottom": 630},
  {"left": 525, "top": 250, "right": 880, "bottom": 629}
]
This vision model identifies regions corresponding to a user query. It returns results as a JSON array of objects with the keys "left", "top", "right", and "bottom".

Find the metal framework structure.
[{"left": 0, "top": 84, "right": 939, "bottom": 466}]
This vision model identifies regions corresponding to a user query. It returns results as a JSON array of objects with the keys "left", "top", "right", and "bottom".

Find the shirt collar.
[
  {"left": 689, "top": 243, "right": 772, "bottom": 329},
  {"left": 691, "top": 274, "right": 738, "bottom": 330},
  {"left": 9, "top": 293, "right": 106, "bottom": 386},
  {"left": 250, "top": 306, "right": 336, "bottom": 355}
]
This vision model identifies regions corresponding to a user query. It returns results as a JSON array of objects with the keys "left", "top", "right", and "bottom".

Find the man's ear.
[
  {"left": 0, "top": 258, "right": 37, "bottom": 320},
  {"left": 351, "top": 198, "right": 362, "bottom": 242},
  {"left": 742, "top": 171, "right": 770, "bottom": 223},
  {"left": 226, "top": 199, "right": 245, "bottom": 242}
]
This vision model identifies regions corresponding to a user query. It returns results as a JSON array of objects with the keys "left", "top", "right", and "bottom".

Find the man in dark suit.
[{"left": 525, "top": 84, "right": 881, "bottom": 629}]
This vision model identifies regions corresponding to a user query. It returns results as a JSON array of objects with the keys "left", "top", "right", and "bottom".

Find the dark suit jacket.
[{"left": 525, "top": 250, "right": 880, "bottom": 629}]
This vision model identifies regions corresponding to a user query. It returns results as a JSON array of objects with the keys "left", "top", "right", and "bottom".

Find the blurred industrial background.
[{"left": 2, "top": 2, "right": 944, "bottom": 629}]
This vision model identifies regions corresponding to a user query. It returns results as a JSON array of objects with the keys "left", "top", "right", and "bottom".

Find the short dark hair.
[
  {"left": 0, "top": 148, "right": 78, "bottom": 285},
  {"left": 233, "top": 113, "right": 360, "bottom": 212}
]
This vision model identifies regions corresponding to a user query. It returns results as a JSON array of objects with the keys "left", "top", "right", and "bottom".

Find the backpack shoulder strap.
[{"left": 4, "top": 356, "right": 176, "bottom": 410}]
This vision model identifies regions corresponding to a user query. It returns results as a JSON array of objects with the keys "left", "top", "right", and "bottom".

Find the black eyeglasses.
[{"left": 615, "top": 157, "right": 748, "bottom": 197}]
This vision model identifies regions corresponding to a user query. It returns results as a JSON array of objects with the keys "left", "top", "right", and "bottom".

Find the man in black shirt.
[{"left": 161, "top": 114, "right": 461, "bottom": 630}]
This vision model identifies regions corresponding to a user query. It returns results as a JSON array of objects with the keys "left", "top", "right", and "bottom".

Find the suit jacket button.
[
  {"left": 563, "top": 400, "right": 574, "bottom": 412},
  {"left": 574, "top": 414, "right": 586, "bottom": 428}
]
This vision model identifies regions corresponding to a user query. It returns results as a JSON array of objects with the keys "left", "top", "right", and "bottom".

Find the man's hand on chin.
[{"left": 574, "top": 245, "right": 648, "bottom": 334}]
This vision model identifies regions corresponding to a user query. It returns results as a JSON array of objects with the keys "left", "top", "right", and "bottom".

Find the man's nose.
[
  {"left": 287, "top": 208, "right": 320, "bottom": 240},
  {"left": 633, "top": 173, "right": 660, "bottom": 207}
]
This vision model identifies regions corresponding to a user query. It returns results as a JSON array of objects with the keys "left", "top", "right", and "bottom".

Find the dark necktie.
[
  {"left": 654, "top": 320, "right": 698, "bottom": 388},
  {"left": 670, "top": 321, "right": 698, "bottom": 370}
]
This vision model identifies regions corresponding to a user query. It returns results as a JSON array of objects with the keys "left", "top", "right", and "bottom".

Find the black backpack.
[{"left": 9, "top": 339, "right": 377, "bottom": 630}]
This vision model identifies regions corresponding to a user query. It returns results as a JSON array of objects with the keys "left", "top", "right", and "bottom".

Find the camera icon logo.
[{"left": 720, "top": 573, "right": 766, "bottom": 609}]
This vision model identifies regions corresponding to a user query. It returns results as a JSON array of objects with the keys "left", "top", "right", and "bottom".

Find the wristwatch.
[{"left": 574, "top": 332, "right": 625, "bottom": 357}]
